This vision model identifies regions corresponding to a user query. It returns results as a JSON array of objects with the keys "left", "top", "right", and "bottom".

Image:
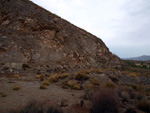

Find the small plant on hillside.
[
  {"left": 66, "top": 104, "right": 89, "bottom": 113},
  {"left": 13, "top": 86, "right": 20, "bottom": 90},
  {"left": 36, "top": 74, "right": 44, "bottom": 79},
  {"left": 90, "top": 88, "right": 120, "bottom": 113},
  {"left": 17, "top": 101, "right": 63, "bottom": 113},
  {"left": 91, "top": 78, "right": 99, "bottom": 85},
  {"left": 72, "top": 83, "right": 81, "bottom": 90},
  {"left": 66, "top": 80, "right": 81, "bottom": 90},
  {"left": 40, "top": 85, "right": 47, "bottom": 89},
  {"left": 74, "top": 71, "right": 89, "bottom": 81},
  {"left": 86, "top": 83, "right": 95, "bottom": 89},
  {"left": 96, "top": 68, "right": 103, "bottom": 74},
  {"left": 13, "top": 74, "right": 20, "bottom": 78},
  {"left": 137, "top": 100, "right": 150, "bottom": 113},
  {"left": 103, "top": 81, "right": 116, "bottom": 88},
  {"left": 58, "top": 73, "right": 70, "bottom": 79},
  {"left": 129, "top": 73, "right": 137, "bottom": 77},
  {"left": 49, "top": 74, "right": 59, "bottom": 83},
  {"left": 22, "top": 63, "right": 30, "bottom": 70},
  {"left": 0, "top": 92, "right": 7, "bottom": 97},
  {"left": 43, "top": 81, "right": 49, "bottom": 86}
]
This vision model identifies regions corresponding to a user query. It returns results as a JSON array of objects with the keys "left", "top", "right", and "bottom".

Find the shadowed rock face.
[{"left": 0, "top": 0, "right": 122, "bottom": 72}]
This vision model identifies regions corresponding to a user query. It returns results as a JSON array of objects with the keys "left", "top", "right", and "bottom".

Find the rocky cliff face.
[{"left": 0, "top": 0, "right": 122, "bottom": 73}]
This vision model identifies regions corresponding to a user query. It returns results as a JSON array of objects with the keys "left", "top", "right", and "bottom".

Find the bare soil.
[{"left": 0, "top": 74, "right": 84, "bottom": 112}]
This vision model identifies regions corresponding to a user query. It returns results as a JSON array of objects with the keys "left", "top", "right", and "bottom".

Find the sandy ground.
[{"left": 0, "top": 75, "right": 84, "bottom": 112}]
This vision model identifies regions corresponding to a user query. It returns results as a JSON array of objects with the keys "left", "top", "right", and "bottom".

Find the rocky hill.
[{"left": 0, "top": 0, "right": 122, "bottom": 74}]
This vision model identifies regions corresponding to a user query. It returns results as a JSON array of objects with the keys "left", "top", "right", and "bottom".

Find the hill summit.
[{"left": 0, "top": 0, "right": 122, "bottom": 73}]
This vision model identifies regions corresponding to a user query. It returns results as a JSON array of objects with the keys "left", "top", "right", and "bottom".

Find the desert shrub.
[
  {"left": 86, "top": 83, "right": 94, "bottom": 89},
  {"left": 137, "top": 100, "right": 150, "bottom": 113},
  {"left": 66, "top": 104, "right": 89, "bottom": 113},
  {"left": 22, "top": 63, "right": 30, "bottom": 70},
  {"left": 83, "top": 90, "right": 94, "bottom": 100},
  {"left": 91, "top": 78, "right": 99, "bottom": 85},
  {"left": 47, "top": 106, "right": 63, "bottom": 113},
  {"left": 129, "top": 73, "right": 137, "bottom": 77},
  {"left": 103, "top": 81, "right": 116, "bottom": 88},
  {"left": 90, "top": 88, "right": 120, "bottom": 113},
  {"left": 49, "top": 74, "right": 59, "bottom": 83},
  {"left": 13, "top": 74, "right": 20, "bottom": 78},
  {"left": 119, "top": 91, "right": 130, "bottom": 103},
  {"left": 36, "top": 74, "right": 44, "bottom": 79},
  {"left": 40, "top": 85, "right": 47, "bottom": 89},
  {"left": 13, "top": 86, "right": 20, "bottom": 90},
  {"left": 66, "top": 80, "right": 81, "bottom": 90},
  {"left": 43, "top": 81, "right": 49, "bottom": 86},
  {"left": 72, "top": 84, "right": 81, "bottom": 90},
  {"left": 66, "top": 80, "right": 77, "bottom": 87},
  {"left": 126, "top": 84, "right": 137, "bottom": 90},
  {"left": 0, "top": 92, "right": 7, "bottom": 97},
  {"left": 58, "top": 73, "right": 70, "bottom": 79},
  {"left": 17, "top": 101, "right": 63, "bottom": 113},
  {"left": 109, "top": 76, "right": 118, "bottom": 84},
  {"left": 124, "top": 108, "right": 137, "bottom": 113},
  {"left": 96, "top": 68, "right": 103, "bottom": 74},
  {"left": 74, "top": 71, "right": 89, "bottom": 81}
]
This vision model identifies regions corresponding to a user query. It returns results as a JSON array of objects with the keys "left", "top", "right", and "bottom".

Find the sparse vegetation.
[
  {"left": 12, "top": 101, "right": 63, "bottom": 113},
  {"left": 129, "top": 72, "right": 137, "bottom": 77},
  {"left": 103, "top": 81, "right": 116, "bottom": 88},
  {"left": 13, "top": 86, "right": 20, "bottom": 90},
  {"left": 0, "top": 92, "right": 7, "bottom": 97},
  {"left": 49, "top": 74, "right": 59, "bottom": 83},
  {"left": 48, "top": 73, "right": 70, "bottom": 83},
  {"left": 43, "top": 81, "right": 49, "bottom": 86},
  {"left": 66, "top": 104, "right": 89, "bottom": 113},
  {"left": 58, "top": 73, "right": 70, "bottom": 79},
  {"left": 86, "top": 83, "right": 94, "bottom": 89},
  {"left": 13, "top": 74, "right": 20, "bottom": 78},
  {"left": 91, "top": 78, "right": 99, "bottom": 85},
  {"left": 40, "top": 85, "right": 47, "bottom": 89},
  {"left": 64, "top": 80, "right": 82, "bottom": 90},
  {"left": 36, "top": 74, "right": 44, "bottom": 79},
  {"left": 74, "top": 71, "right": 89, "bottom": 81},
  {"left": 137, "top": 100, "right": 150, "bottom": 113},
  {"left": 90, "top": 88, "right": 120, "bottom": 113},
  {"left": 124, "top": 60, "right": 150, "bottom": 69},
  {"left": 22, "top": 63, "right": 30, "bottom": 70},
  {"left": 96, "top": 68, "right": 103, "bottom": 74}
]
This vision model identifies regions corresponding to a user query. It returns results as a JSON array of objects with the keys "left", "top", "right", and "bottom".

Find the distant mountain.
[{"left": 123, "top": 55, "right": 150, "bottom": 61}]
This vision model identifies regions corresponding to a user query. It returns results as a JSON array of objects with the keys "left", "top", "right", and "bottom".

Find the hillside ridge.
[{"left": 0, "top": 0, "right": 122, "bottom": 74}]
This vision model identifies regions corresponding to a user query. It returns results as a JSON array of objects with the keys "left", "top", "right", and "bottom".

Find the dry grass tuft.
[
  {"left": 58, "top": 73, "right": 70, "bottom": 79},
  {"left": 0, "top": 92, "right": 7, "bottom": 97},
  {"left": 13, "top": 74, "right": 20, "bottom": 78},
  {"left": 91, "top": 78, "right": 99, "bottom": 85},
  {"left": 129, "top": 73, "right": 137, "bottom": 77},
  {"left": 103, "top": 81, "right": 116, "bottom": 88},
  {"left": 49, "top": 74, "right": 59, "bottom": 83},
  {"left": 74, "top": 71, "right": 89, "bottom": 81},
  {"left": 40, "top": 85, "right": 47, "bottom": 89},
  {"left": 13, "top": 86, "right": 20, "bottom": 90},
  {"left": 36, "top": 74, "right": 44, "bottom": 79},
  {"left": 43, "top": 81, "right": 49, "bottom": 86}
]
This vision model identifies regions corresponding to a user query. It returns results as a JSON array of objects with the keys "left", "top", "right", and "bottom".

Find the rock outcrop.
[{"left": 0, "top": 0, "right": 122, "bottom": 73}]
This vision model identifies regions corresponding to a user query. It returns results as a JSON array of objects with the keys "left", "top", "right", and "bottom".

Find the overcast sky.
[{"left": 31, "top": 0, "right": 150, "bottom": 58}]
